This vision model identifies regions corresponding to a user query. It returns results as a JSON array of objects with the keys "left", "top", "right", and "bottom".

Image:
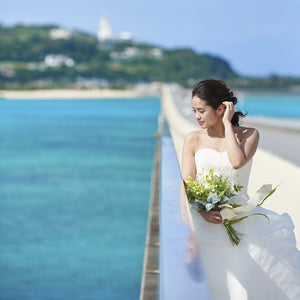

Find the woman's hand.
[
  {"left": 222, "top": 101, "right": 235, "bottom": 125},
  {"left": 198, "top": 210, "right": 223, "bottom": 224}
]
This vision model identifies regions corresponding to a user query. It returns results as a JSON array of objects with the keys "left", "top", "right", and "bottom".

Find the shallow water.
[
  {"left": 239, "top": 93, "right": 300, "bottom": 119},
  {"left": 0, "top": 98, "right": 160, "bottom": 300}
]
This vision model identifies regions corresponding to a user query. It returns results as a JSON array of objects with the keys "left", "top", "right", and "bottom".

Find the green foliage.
[
  {"left": 118, "top": 48, "right": 236, "bottom": 84},
  {"left": 0, "top": 24, "right": 110, "bottom": 62},
  {"left": 0, "top": 24, "right": 238, "bottom": 88},
  {"left": 185, "top": 169, "right": 243, "bottom": 212},
  {"left": 2, "top": 24, "right": 299, "bottom": 89}
]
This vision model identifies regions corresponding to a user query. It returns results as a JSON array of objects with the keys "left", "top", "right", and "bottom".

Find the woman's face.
[{"left": 192, "top": 96, "right": 220, "bottom": 129}]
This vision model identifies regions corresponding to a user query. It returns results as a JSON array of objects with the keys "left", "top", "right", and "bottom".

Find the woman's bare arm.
[
  {"left": 223, "top": 101, "right": 259, "bottom": 169},
  {"left": 181, "top": 131, "right": 222, "bottom": 224},
  {"left": 181, "top": 132, "right": 197, "bottom": 181}
]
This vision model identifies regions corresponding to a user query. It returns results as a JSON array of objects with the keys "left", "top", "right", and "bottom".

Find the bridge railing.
[{"left": 159, "top": 118, "right": 211, "bottom": 300}]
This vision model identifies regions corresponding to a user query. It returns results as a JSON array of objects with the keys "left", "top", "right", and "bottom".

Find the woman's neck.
[{"left": 207, "top": 121, "right": 226, "bottom": 138}]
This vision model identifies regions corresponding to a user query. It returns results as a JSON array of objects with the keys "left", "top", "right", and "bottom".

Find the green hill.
[
  {"left": 0, "top": 24, "right": 237, "bottom": 89},
  {"left": 1, "top": 24, "right": 299, "bottom": 90}
]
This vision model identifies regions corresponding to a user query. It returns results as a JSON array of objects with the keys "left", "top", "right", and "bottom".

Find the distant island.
[{"left": 0, "top": 24, "right": 300, "bottom": 91}]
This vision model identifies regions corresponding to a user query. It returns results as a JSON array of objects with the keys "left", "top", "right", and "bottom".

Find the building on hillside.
[
  {"left": 44, "top": 54, "right": 75, "bottom": 68},
  {"left": 98, "top": 18, "right": 113, "bottom": 41},
  {"left": 97, "top": 17, "right": 132, "bottom": 43},
  {"left": 49, "top": 28, "right": 73, "bottom": 40}
]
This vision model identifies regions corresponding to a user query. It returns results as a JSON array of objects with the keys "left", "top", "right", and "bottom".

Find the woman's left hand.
[{"left": 222, "top": 101, "right": 235, "bottom": 125}]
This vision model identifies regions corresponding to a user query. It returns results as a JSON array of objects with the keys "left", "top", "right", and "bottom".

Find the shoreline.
[
  {"left": 3, "top": 87, "right": 299, "bottom": 128},
  {"left": 0, "top": 88, "right": 139, "bottom": 100}
]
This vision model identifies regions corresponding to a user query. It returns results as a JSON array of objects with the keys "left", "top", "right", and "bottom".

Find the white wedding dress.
[{"left": 190, "top": 148, "right": 300, "bottom": 300}]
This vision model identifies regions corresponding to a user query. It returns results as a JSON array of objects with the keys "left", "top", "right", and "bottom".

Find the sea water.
[
  {"left": 238, "top": 93, "right": 300, "bottom": 119},
  {"left": 0, "top": 98, "right": 160, "bottom": 300}
]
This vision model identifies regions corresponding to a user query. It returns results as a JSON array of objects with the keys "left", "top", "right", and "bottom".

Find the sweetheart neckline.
[
  {"left": 195, "top": 148, "right": 227, "bottom": 156},
  {"left": 195, "top": 148, "right": 253, "bottom": 170}
]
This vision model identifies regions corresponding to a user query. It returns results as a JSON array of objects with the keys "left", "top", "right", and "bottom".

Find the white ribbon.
[{"left": 220, "top": 184, "right": 273, "bottom": 221}]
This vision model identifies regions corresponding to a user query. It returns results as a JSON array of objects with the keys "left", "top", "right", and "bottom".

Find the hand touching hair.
[{"left": 192, "top": 79, "right": 246, "bottom": 126}]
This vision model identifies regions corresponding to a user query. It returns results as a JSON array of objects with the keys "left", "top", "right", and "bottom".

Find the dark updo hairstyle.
[{"left": 192, "top": 79, "right": 246, "bottom": 126}]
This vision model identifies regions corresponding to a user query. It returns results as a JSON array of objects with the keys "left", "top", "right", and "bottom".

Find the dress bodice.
[{"left": 195, "top": 148, "right": 252, "bottom": 197}]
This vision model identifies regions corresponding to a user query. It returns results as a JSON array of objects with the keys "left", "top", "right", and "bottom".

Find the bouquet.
[{"left": 184, "top": 169, "right": 278, "bottom": 246}]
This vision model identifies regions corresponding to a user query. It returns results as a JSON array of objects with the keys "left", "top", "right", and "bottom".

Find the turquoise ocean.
[
  {"left": 239, "top": 93, "right": 300, "bottom": 119},
  {"left": 0, "top": 98, "right": 160, "bottom": 300},
  {"left": 0, "top": 92, "right": 299, "bottom": 300}
]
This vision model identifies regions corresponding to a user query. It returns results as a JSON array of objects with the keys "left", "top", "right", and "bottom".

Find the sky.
[{"left": 1, "top": 0, "right": 300, "bottom": 77}]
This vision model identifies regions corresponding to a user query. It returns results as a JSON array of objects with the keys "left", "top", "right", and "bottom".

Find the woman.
[{"left": 181, "top": 79, "right": 300, "bottom": 300}]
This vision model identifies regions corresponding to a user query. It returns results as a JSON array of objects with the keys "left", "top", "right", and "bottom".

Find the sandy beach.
[
  {"left": 0, "top": 88, "right": 138, "bottom": 100},
  {"left": 0, "top": 83, "right": 163, "bottom": 100},
  {"left": 161, "top": 84, "right": 300, "bottom": 249}
]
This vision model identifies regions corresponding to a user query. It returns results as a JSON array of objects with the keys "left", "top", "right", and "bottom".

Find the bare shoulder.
[
  {"left": 234, "top": 126, "right": 259, "bottom": 142},
  {"left": 183, "top": 130, "right": 204, "bottom": 152},
  {"left": 184, "top": 130, "right": 206, "bottom": 143}
]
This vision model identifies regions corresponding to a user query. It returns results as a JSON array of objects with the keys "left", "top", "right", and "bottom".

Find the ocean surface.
[
  {"left": 238, "top": 93, "right": 300, "bottom": 119},
  {"left": 0, "top": 98, "right": 160, "bottom": 300}
]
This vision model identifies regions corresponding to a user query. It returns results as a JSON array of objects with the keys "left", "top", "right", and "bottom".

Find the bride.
[{"left": 181, "top": 79, "right": 300, "bottom": 300}]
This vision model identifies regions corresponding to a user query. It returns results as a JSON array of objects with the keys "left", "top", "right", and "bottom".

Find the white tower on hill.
[{"left": 98, "top": 18, "right": 113, "bottom": 41}]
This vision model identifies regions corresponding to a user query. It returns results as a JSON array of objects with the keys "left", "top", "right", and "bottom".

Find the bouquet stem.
[{"left": 223, "top": 223, "right": 243, "bottom": 246}]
